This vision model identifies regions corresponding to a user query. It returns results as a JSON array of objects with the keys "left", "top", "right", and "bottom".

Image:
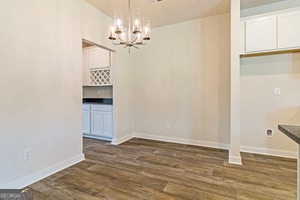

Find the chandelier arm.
[
  {"left": 131, "top": 36, "right": 138, "bottom": 44},
  {"left": 135, "top": 43, "right": 145, "bottom": 46},
  {"left": 112, "top": 41, "right": 122, "bottom": 45},
  {"left": 117, "top": 34, "right": 126, "bottom": 43}
]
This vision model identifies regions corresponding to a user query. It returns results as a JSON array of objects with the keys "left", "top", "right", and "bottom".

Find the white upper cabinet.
[
  {"left": 245, "top": 15, "right": 277, "bottom": 53},
  {"left": 82, "top": 46, "right": 112, "bottom": 86},
  {"left": 277, "top": 10, "right": 300, "bottom": 49},
  {"left": 88, "top": 47, "right": 110, "bottom": 69},
  {"left": 241, "top": 8, "right": 300, "bottom": 55}
]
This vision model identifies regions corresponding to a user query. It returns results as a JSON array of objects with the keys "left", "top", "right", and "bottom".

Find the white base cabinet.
[
  {"left": 82, "top": 104, "right": 112, "bottom": 140},
  {"left": 82, "top": 104, "right": 91, "bottom": 134},
  {"left": 91, "top": 105, "right": 113, "bottom": 139}
]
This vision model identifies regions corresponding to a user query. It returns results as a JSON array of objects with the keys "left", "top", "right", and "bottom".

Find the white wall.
[
  {"left": 82, "top": 2, "right": 113, "bottom": 50},
  {"left": 82, "top": 86, "right": 113, "bottom": 98},
  {"left": 111, "top": 51, "right": 135, "bottom": 143},
  {"left": 0, "top": 0, "right": 84, "bottom": 188},
  {"left": 131, "top": 13, "right": 231, "bottom": 148},
  {"left": 240, "top": 53, "right": 300, "bottom": 157}
]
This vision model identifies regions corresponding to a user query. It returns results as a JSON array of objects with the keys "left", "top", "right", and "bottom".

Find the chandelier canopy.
[{"left": 108, "top": 0, "right": 151, "bottom": 52}]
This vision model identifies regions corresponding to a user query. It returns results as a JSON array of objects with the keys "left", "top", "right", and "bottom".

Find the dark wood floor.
[{"left": 29, "top": 138, "right": 297, "bottom": 200}]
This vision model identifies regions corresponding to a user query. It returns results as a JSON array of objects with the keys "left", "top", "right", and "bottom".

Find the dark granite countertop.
[
  {"left": 82, "top": 98, "right": 113, "bottom": 105},
  {"left": 278, "top": 125, "right": 300, "bottom": 145}
]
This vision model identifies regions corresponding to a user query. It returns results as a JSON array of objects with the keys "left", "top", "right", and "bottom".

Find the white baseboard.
[
  {"left": 134, "top": 133, "right": 297, "bottom": 159},
  {"left": 241, "top": 146, "right": 297, "bottom": 159},
  {"left": 134, "top": 132, "right": 230, "bottom": 150},
  {"left": 106, "top": 131, "right": 297, "bottom": 159},
  {"left": 83, "top": 134, "right": 111, "bottom": 141},
  {"left": 111, "top": 133, "right": 134, "bottom": 145},
  {"left": 229, "top": 155, "right": 242, "bottom": 165},
  {"left": 1, "top": 154, "right": 85, "bottom": 189}
]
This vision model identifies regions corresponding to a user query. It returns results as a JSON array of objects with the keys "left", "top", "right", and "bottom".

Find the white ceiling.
[
  {"left": 85, "top": 0, "right": 230, "bottom": 28},
  {"left": 85, "top": 0, "right": 287, "bottom": 28}
]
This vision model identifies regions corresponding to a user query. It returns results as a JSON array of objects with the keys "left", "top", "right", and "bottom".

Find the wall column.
[{"left": 229, "top": 0, "right": 242, "bottom": 164}]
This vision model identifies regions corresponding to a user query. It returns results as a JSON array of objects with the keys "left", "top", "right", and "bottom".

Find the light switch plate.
[{"left": 274, "top": 88, "right": 281, "bottom": 95}]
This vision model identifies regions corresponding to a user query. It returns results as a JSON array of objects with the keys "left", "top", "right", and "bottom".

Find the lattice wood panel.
[{"left": 90, "top": 68, "right": 111, "bottom": 86}]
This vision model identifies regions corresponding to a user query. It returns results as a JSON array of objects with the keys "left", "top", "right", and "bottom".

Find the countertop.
[
  {"left": 82, "top": 98, "right": 113, "bottom": 105},
  {"left": 278, "top": 125, "right": 300, "bottom": 145}
]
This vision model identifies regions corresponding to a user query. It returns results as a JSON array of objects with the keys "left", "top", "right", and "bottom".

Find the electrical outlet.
[
  {"left": 165, "top": 122, "right": 171, "bottom": 129},
  {"left": 266, "top": 129, "right": 274, "bottom": 139},
  {"left": 24, "top": 148, "right": 32, "bottom": 160}
]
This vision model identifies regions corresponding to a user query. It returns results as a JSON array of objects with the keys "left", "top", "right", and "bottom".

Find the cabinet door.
[
  {"left": 245, "top": 15, "right": 277, "bottom": 53},
  {"left": 91, "top": 110, "right": 112, "bottom": 139},
  {"left": 82, "top": 108, "right": 90, "bottom": 134},
  {"left": 82, "top": 49, "right": 90, "bottom": 86},
  {"left": 101, "top": 111, "right": 113, "bottom": 139},
  {"left": 278, "top": 10, "right": 300, "bottom": 49},
  {"left": 88, "top": 47, "right": 110, "bottom": 69},
  {"left": 91, "top": 110, "right": 102, "bottom": 136}
]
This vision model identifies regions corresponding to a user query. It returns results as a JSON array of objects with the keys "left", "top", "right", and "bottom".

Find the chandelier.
[{"left": 108, "top": 0, "right": 151, "bottom": 52}]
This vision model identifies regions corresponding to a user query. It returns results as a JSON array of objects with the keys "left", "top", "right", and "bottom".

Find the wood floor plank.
[
  {"left": 163, "top": 182, "right": 235, "bottom": 200},
  {"left": 237, "top": 189, "right": 286, "bottom": 200},
  {"left": 27, "top": 138, "right": 297, "bottom": 200}
]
